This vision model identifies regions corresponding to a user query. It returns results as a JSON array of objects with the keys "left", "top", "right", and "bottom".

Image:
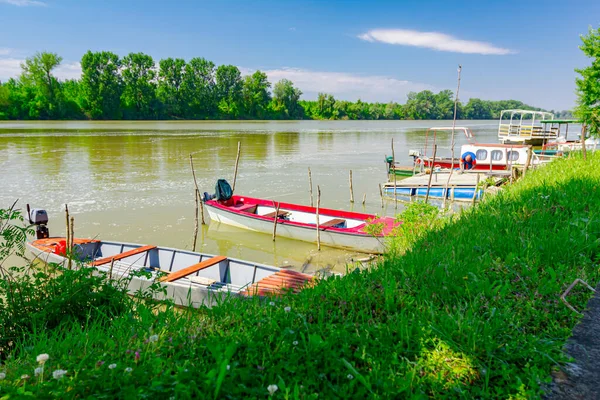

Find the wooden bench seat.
[
  {"left": 92, "top": 245, "right": 156, "bottom": 267},
  {"left": 320, "top": 218, "right": 346, "bottom": 228},
  {"left": 160, "top": 255, "right": 227, "bottom": 283},
  {"left": 262, "top": 210, "right": 290, "bottom": 219}
]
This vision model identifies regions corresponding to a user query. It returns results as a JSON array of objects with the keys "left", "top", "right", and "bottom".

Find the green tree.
[
  {"left": 157, "top": 58, "right": 186, "bottom": 119},
  {"left": 272, "top": 79, "right": 303, "bottom": 119},
  {"left": 434, "top": 90, "right": 455, "bottom": 119},
  {"left": 464, "top": 98, "right": 493, "bottom": 119},
  {"left": 215, "top": 65, "right": 243, "bottom": 119},
  {"left": 241, "top": 71, "right": 271, "bottom": 119},
  {"left": 575, "top": 26, "right": 600, "bottom": 136},
  {"left": 182, "top": 57, "right": 216, "bottom": 119},
  {"left": 120, "top": 52, "right": 157, "bottom": 119},
  {"left": 80, "top": 51, "right": 122, "bottom": 119},
  {"left": 20, "top": 52, "right": 63, "bottom": 118}
]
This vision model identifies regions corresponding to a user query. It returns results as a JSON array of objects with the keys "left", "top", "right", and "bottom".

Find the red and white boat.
[{"left": 203, "top": 194, "right": 397, "bottom": 254}]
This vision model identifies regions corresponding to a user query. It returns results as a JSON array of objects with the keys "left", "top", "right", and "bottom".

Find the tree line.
[{"left": 0, "top": 51, "right": 551, "bottom": 121}]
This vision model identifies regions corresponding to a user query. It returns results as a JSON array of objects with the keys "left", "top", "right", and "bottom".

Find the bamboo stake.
[
  {"left": 379, "top": 184, "right": 384, "bottom": 208},
  {"left": 272, "top": 201, "right": 280, "bottom": 241},
  {"left": 349, "top": 170, "right": 354, "bottom": 203},
  {"left": 232, "top": 141, "right": 241, "bottom": 192},
  {"left": 581, "top": 124, "right": 587, "bottom": 161},
  {"left": 425, "top": 145, "right": 438, "bottom": 204},
  {"left": 197, "top": 189, "right": 205, "bottom": 225},
  {"left": 64, "top": 204, "right": 70, "bottom": 249},
  {"left": 109, "top": 258, "right": 115, "bottom": 280},
  {"left": 362, "top": 193, "right": 366, "bottom": 205},
  {"left": 442, "top": 65, "right": 462, "bottom": 210},
  {"left": 392, "top": 138, "right": 397, "bottom": 208},
  {"left": 316, "top": 185, "right": 321, "bottom": 251},
  {"left": 68, "top": 216, "right": 74, "bottom": 270},
  {"left": 308, "top": 167, "right": 314, "bottom": 207},
  {"left": 471, "top": 174, "right": 481, "bottom": 205},
  {"left": 192, "top": 188, "right": 199, "bottom": 252},
  {"left": 523, "top": 146, "right": 533, "bottom": 177}
]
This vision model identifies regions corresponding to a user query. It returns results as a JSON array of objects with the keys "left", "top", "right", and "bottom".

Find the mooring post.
[
  {"left": 349, "top": 170, "right": 354, "bottom": 203},
  {"left": 471, "top": 173, "right": 481, "bottom": 205},
  {"left": 442, "top": 65, "right": 462, "bottom": 210},
  {"left": 523, "top": 146, "right": 533, "bottom": 177},
  {"left": 272, "top": 201, "right": 280, "bottom": 241},
  {"left": 425, "top": 145, "right": 438, "bottom": 204},
  {"left": 64, "top": 204, "right": 70, "bottom": 250},
  {"left": 308, "top": 167, "right": 314, "bottom": 207},
  {"left": 378, "top": 183, "right": 384, "bottom": 208},
  {"left": 316, "top": 185, "right": 321, "bottom": 251},
  {"left": 68, "top": 216, "right": 74, "bottom": 270},
  {"left": 392, "top": 138, "right": 397, "bottom": 208},
  {"left": 232, "top": 141, "right": 241, "bottom": 192},
  {"left": 362, "top": 193, "right": 366, "bottom": 205},
  {"left": 189, "top": 154, "right": 202, "bottom": 252}
]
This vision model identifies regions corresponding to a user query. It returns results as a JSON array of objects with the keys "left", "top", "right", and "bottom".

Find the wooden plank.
[
  {"left": 160, "top": 255, "right": 227, "bottom": 283},
  {"left": 320, "top": 218, "right": 346, "bottom": 228},
  {"left": 262, "top": 210, "right": 290, "bottom": 219},
  {"left": 92, "top": 245, "right": 156, "bottom": 267}
]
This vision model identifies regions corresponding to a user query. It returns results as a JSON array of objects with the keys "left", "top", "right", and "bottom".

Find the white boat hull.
[{"left": 205, "top": 205, "right": 385, "bottom": 254}]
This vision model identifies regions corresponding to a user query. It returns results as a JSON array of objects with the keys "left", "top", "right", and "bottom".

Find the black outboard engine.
[
  {"left": 204, "top": 179, "right": 233, "bottom": 202},
  {"left": 26, "top": 204, "right": 49, "bottom": 239}
]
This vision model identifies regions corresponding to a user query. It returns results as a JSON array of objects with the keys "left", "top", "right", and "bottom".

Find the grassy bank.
[{"left": 1, "top": 153, "right": 600, "bottom": 398}]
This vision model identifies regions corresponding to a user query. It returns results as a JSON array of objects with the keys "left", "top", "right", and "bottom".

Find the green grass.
[{"left": 1, "top": 153, "right": 600, "bottom": 398}]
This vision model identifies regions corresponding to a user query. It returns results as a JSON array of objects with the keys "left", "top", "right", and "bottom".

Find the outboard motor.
[
  {"left": 26, "top": 204, "right": 49, "bottom": 239},
  {"left": 203, "top": 179, "right": 233, "bottom": 203}
]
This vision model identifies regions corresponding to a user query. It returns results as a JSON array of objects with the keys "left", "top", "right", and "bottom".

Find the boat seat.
[
  {"left": 160, "top": 255, "right": 227, "bottom": 283},
  {"left": 320, "top": 218, "right": 346, "bottom": 228},
  {"left": 92, "top": 245, "right": 156, "bottom": 267},
  {"left": 263, "top": 210, "right": 290, "bottom": 219},
  {"left": 235, "top": 204, "right": 257, "bottom": 214}
]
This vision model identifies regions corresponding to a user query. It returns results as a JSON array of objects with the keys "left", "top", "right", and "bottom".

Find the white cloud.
[
  {"left": 358, "top": 28, "right": 514, "bottom": 55},
  {"left": 241, "top": 67, "right": 434, "bottom": 102},
  {"left": 0, "top": 48, "right": 12, "bottom": 56},
  {"left": 0, "top": 58, "right": 81, "bottom": 82},
  {"left": 0, "top": 0, "right": 47, "bottom": 6}
]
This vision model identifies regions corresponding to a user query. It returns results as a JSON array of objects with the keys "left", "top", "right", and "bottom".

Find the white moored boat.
[{"left": 27, "top": 237, "right": 313, "bottom": 308}]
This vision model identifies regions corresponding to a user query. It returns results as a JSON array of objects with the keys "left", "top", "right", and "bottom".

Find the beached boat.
[
  {"left": 202, "top": 189, "right": 397, "bottom": 254},
  {"left": 382, "top": 171, "right": 505, "bottom": 202},
  {"left": 27, "top": 237, "right": 313, "bottom": 307}
]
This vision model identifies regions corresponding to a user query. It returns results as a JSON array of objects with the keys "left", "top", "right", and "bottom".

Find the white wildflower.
[
  {"left": 148, "top": 334, "right": 159, "bottom": 343},
  {"left": 52, "top": 369, "right": 67, "bottom": 379},
  {"left": 347, "top": 374, "right": 354, "bottom": 380},
  {"left": 0, "top": 372, "right": 5, "bottom": 380},
  {"left": 108, "top": 364, "right": 117, "bottom": 370},
  {"left": 34, "top": 367, "right": 43, "bottom": 376},
  {"left": 125, "top": 367, "right": 133, "bottom": 373},
  {"left": 267, "top": 384, "right": 278, "bottom": 395},
  {"left": 226, "top": 365, "right": 230, "bottom": 371},
  {"left": 289, "top": 329, "right": 295, "bottom": 334},
  {"left": 293, "top": 341, "right": 298, "bottom": 346},
  {"left": 284, "top": 306, "right": 291, "bottom": 313},
  {"left": 21, "top": 374, "right": 30, "bottom": 380},
  {"left": 269, "top": 301, "right": 275, "bottom": 306},
  {"left": 36, "top": 354, "right": 50, "bottom": 364}
]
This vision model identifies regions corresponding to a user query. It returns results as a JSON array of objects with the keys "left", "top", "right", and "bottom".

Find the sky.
[{"left": 0, "top": 0, "right": 598, "bottom": 110}]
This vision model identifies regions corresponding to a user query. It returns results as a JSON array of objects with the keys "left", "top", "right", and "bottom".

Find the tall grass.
[{"left": 1, "top": 153, "right": 599, "bottom": 398}]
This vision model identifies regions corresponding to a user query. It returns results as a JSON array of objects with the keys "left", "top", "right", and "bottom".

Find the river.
[{"left": 0, "top": 120, "right": 499, "bottom": 273}]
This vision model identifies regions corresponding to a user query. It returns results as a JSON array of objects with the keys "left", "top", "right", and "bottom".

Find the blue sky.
[{"left": 0, "top": 0, "right": 597, "bottom": 110}]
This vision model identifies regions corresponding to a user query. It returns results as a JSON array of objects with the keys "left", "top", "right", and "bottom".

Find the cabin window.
[
  {"left": 507, "top": 151, "right": 519, "bottom": 161},
  {"left": 475, "top": 149, "right": 488, "bottom": 161},
  {"left": 491, "top": 150, "right": 503, "bottom": 161}
]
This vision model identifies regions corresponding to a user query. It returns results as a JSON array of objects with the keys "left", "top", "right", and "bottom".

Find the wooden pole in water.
[
  {"left": 362, "top": 193, "right": 366, "bottom": 205},
  {"left": 378, "top": 184, "right": 384, "bottom": 208},
  {"left": 68, "top": 216, "right": 74, "bottom": 270},
  {"left": 197, "top": 189, "right": 205, "bottom": 225},
  {"left": 425, "top": 144, "right": 438, "bottom": 204},
  {"left": 316, "top": 185, "right": 321, "bottom": 251},
  {"left": 272, "top": 201, "right": 281, "bottom": 241},
  {"left": 442, "top": 65, "right": 462, "bottom": 210},
  {"left": 109, "top": 258, "right": 115, "bottom": 280},
  {"left": 349, "top": 170, "right": 354, "bottom": 203},
  {"left": 523, "top": 146, "right": 533, "bottom": 177},
  {"left": 308, "top": 167, "right": 314, "bottom": 207},
  {"left": 232, "top": 141, "right": 241, "bottom": 192},
  {"left": 392, "top": 138, "right": 397, "bottom": 208},
  {"left": 192, "top": 188, "right": 199, "bottom": 252},
  {"left": 64, "top": 204, "right": 70, "bottom": 249},
  {"left": 189, "top": 154, "right": 205, "bottom": 224},
  {"left": 471, "top": 173, "right": 481, "bottom": 205}
]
